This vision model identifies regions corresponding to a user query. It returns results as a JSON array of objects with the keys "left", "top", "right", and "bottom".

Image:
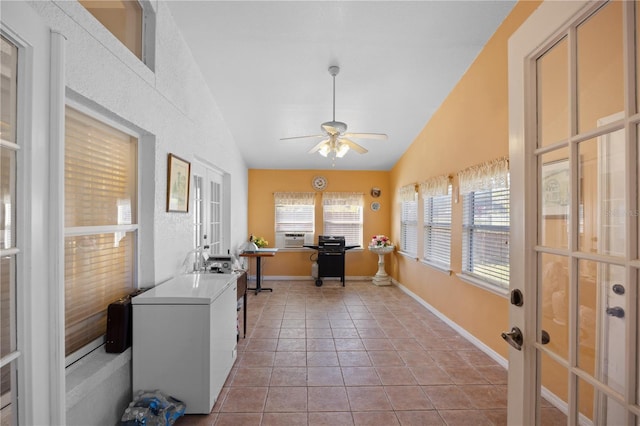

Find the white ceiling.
[{"left": 167, "top": 1, "right": 516, "bottom": 171}]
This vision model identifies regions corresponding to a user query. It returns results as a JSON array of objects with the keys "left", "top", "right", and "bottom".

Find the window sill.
[
  {"left": 397, "top": 250, "right": 418, "bottom": 260},
  {"left": 456, "top": 273, "right": 509, "bottom": 298},
  {"left": 66, "top": 345, "right": 131, "bottom": 409},
  {"left": 420, "top": 259, "right": 452, "bottom": 275}
]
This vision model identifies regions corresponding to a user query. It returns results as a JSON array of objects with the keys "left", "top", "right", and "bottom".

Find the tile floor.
[{"left": 174, "top": 279, "right": 555, "bottom": 426}]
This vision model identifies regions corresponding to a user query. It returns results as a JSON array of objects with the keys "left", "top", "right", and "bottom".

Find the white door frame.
[{"left": 508, "top": 1, "right": 591, "bottom": 424}]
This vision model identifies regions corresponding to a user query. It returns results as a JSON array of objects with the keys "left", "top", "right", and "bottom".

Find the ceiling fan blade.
[
  {"left": 343, "top": 132, "right": 388, "bottom": 141},
  {"left": 280, "top": 134, "right": 324, "bottom": 141},
  {"left": 340, "top": 138, "right": 368, "bottom": 154},
  {"left": 308, "top": 138, "right": 330, "bottom": 154}
]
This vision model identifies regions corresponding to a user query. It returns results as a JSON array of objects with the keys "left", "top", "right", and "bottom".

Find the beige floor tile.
[
  {"left": 421, "top": 385, "right": 473, "bottom": 410},
  {"left": 308, "top": 411, "right": 354, "bottom": 425},
  {"left": 368, "top": 350, "right": 405, "bottom": 367},
  {"left": 352, "top": 411, "right": 399, "bottom": 425},
  {"left": 356, "top": 328, "right": 386, "bottom": 338},
  {"left": 276, "top": 338, "right": 306, "bottom": 351},
  {"left": 220, "top": 387, "right": 267, "bottom": 412},
  {"left": 389, "top": 338, "right": 423, "bottom": 351},
  {"left": 334, "top": 338, "right": 365, "bottom": 351},
  {"left": 307, "top": 351, "right": 339, "bottom": 367},
  {"left": 341, "top": 367, "right": 381, "bottom": 386},
  {"left": 437, "top": 409, "right": 493, "bottom": 426},
  {"left": 213, "top": 412, "right": 261, "bottom": 426},
  {"left": 394, "top": 410, "right": 445, "bottom": 425},
  {"left": 460, "top": 384, "right": 508, "bottom": 409},
  {"left": 238, "top": 351, "right": 275, "bottom": 367},
  {"left": 270, "top": 367, "right": 307, "bottom": 386},
  {"left": 265, "top": 387, "right": 308, "bottom": 412},
  {"left": 361, "top": 338, "right": 394, "bottom": 351},
  {"left": 332, "top": 328, "right": 361, "bottom": 338},
  {"left": 307, "top": 387, "right": 350, "bottom": 412},
  {"left": 260, "top": 412, "right": 307, "bottom": 426},
  {"left": 231, "top": 367, "right": 272, "bottom": 387},
  {"left": 441, "top": 365, "right": 489, "bottom": 385},
  {"left": 346, "top": 387, "right": 392, "bottom": 411},
  {"left": 307, "top": 338, "right": 336, "bottom": 351},
  {"left": 273, "top": 351, "right": 307, "bottom": 367},
  {"left": 409, "top": 365, "right": 452, "bottom": 385},
  {"left": 306, "top": 328, "right": 333, "bottom": 338},
  {"left": 375, "top": 367, "right": 417, "bottom": 385},
  {"left": 384, "top": 385, "right": 433, "bottom": 410},
  {"left": 244, "top": 338, "right": 278, "bottom": 352},
  {"left": 307, "top": 366, "right": 344, "bottom": 386},
  {"left": 278, "top": 328, "right": 306, "bottom": 339},
  {"left": 337, "top": 351, "right": 372, "bottom": 367}
]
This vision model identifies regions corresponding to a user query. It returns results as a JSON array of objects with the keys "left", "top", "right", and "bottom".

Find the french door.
[
  {"left": 193, "top": 162, "right": 224, "bottom": 255},
  {"left": 509, "top": 1, "right": 639, "bottom": 424}
]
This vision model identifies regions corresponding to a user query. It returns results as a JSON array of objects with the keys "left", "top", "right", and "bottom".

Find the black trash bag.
[{"left": 121, "top": 390, "right": 186, "bottom": 426}]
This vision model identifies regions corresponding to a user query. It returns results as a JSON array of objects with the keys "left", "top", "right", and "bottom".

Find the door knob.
[
  {"left": 501, "top": 327, "right": 523, "bottom": 351},
  {"left": 606, "top": 306, "right": 625, "bottom": 318}
]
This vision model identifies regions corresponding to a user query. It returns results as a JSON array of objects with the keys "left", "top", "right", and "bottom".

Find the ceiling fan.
[{"left": 280, "top": 65, "right": 388, "bottom": 159}]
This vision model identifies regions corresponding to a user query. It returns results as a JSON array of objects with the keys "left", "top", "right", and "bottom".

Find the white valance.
[
  {"left": 322, "top": 192, "right": 364, "bottom": 205},
  {"left": 420, "top": 175, "right": 450, "bottom": 198},
  {"left": 458, "top": 157, "right": 509, "bottom": 194},
  {"left": 274, "top": 192, "right": 316, "bottom": 205},
  {"left": 398, "top": 184, "right": 417, "bottom": 202}
]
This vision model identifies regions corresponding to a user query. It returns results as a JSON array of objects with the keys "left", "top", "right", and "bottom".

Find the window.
[
  {"left": 322, "top": 192, "right": 363, "bottom": 247},
  {"left": 399, "top": 185, "right": 418, "bottom": 256},
  {"left": 78, "top": 0, "right": 154, "bottom": 65},
  {"left": 459, "top": 158, "right": 510, "bottom": 290},
  {"left": 1, "top": 34, "right": 19, "bottom": 424},
  {"left": 274, "top": 192, "right": 315, "bottom": 248},
  {"left": 422, "top": 177, "right": 452, "bottom": 270},
  {"left": 65, "top": 106, "right": 138, "bottom": 358}
]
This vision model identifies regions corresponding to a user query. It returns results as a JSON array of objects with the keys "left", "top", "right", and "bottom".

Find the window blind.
[
  {"left": 65, "top": 106, "right": 138, "bottom": 356},
  {"left": 401, "top": 200, "right": 418, "bottom": 256},
  {"left": 423, "top": 192, "right": 451, "bottom": 269},
  {"left": 274, "top": 192, "right": 315, "bottom": 233},
  {"left": 322, "top": 192, "right": 363, "bottom": 247},
  {"left": 462, "top": 187, "right": 510, "bottom": 288}
]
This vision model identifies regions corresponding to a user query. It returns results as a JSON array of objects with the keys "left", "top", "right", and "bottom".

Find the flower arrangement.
[
  {"left": 253, "top": 236, "right": 268, "bottom": 248},
  {"left": 369, "top": 235, "right": 393, "bottom": 248}
]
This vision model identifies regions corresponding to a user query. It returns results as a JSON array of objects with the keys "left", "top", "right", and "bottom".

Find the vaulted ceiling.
[{"left": 167, "top": 1, "right": 516, "bottom": 170}]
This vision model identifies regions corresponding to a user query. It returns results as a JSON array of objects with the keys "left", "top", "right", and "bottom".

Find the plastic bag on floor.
[{"left": 121, "top": 390, "right": 186, "bottom": 425}]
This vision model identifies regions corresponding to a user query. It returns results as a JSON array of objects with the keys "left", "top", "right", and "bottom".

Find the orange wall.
[
  {"left": 389, "top": 0, "right": 542, "bottom": 359},
  {"left": 247, "top": 169, "right": 390, "bottom": 277}
]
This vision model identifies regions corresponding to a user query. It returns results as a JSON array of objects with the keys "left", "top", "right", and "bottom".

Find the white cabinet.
[{"left": 132, "top": 273, "right": 238, "bottom": 414}]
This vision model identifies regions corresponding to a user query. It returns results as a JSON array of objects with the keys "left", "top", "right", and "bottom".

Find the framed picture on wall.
[
  {"left": 542, "top": 159, "right": 569, "bottom": 218},
  {"left": 166, "top": 153, "right": 191, "bottom": 212}
]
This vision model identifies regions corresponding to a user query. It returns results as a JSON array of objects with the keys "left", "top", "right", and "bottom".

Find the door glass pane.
[
  {"left": 537, "top": 37, "right": 569, "bottom": 147},
  {"left": 0, "top": 363, "right": 14, "bottom": 424},
  {"left": 0, "top": 35, "right": 18, "bottom": 143},
  {"left": 539, "top": 351, "right": 568, "bottom": 425},
  {"left": 541, "top": 148, "right": 569, "bottom": 249},
  {"left": 0, "top": 147, "right": 16, "bottom": 249},
  {"left": 577, "top": 260, "right": 626, "bottom": 387},
  {"left": 540, "top": 253, "right": 569, "bottom": 360},
  {"left": 578, "top": 133, "right": 626, "bottom": 256},
  {"left": 577, "top": 1, "right": 624, "bottom": 134},
  {"left": 577, "top": 378, "right": 595, "bottom": 424},
  {"left": 0, "top": 256, "right": 16, "bottom": 357}
]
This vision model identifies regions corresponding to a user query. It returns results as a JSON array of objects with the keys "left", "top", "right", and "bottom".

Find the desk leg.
[
  {"left": 243, "top": 288, "right": 247, "bottom": 338},
  {"left": 247, "top": 257, "right": 273, "bottom": 294}
]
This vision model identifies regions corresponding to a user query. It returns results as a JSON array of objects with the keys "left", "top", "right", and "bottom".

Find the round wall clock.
[
  {"left": 370, "top": 201, "right": 381, "bottom": 211},
  {"left": 312, "top": 176, "right": 328, "bottom": 191}
]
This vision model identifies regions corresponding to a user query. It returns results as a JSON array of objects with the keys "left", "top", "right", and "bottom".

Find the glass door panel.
[
  {"left": 537, "top": 37, "right": 569, "bottom": 147},
  {"left": 539, "top": 351, "right": 568, "bottom": 425},
  {"left": 578, "top": 131, "right": 626, "bottom": 257},
  {"left": 540, "top": 253, "right": 569, "bottom": 360},
  {"left": 576, "top": 1, "right": 624, "bottom": 134},
  {"left": 540, "top": 148, "right": 570, "bottom": 249}
]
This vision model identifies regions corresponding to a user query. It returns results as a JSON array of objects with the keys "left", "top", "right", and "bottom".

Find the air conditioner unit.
[{"left": 276, "top": 232, "right": 314, "bottom": 248}]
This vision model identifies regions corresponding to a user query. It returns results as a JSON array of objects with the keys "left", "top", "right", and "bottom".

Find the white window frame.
[
  {"left": 63, "top": 102, "right": 141, "bottom": 365},
  {"left": 322, "top": 192, "right": 364, "bottom": 248},
  {"left": 399, "top": 185, "right": 418, "bottom": 257},
  {"left": 458, "top": 159, "right": 510, "bottom": 294},
  {"left": 274, "top": 192, "right": 315, "bottom": 248},
  {"left": 422, "top": 181, "right": 452, "bottom": 272}
]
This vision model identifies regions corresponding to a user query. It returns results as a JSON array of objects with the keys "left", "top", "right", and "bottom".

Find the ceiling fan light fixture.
[
  {"left": 318, "top": 144, "right": 330, "bottom": 157},
  {"left": 336, "top": 143, "right": 350, "bottom": 158}
]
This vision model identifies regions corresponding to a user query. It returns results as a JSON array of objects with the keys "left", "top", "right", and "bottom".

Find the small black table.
[{"left": 239, "top": 249, "right": 277, "bottom": 294}]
